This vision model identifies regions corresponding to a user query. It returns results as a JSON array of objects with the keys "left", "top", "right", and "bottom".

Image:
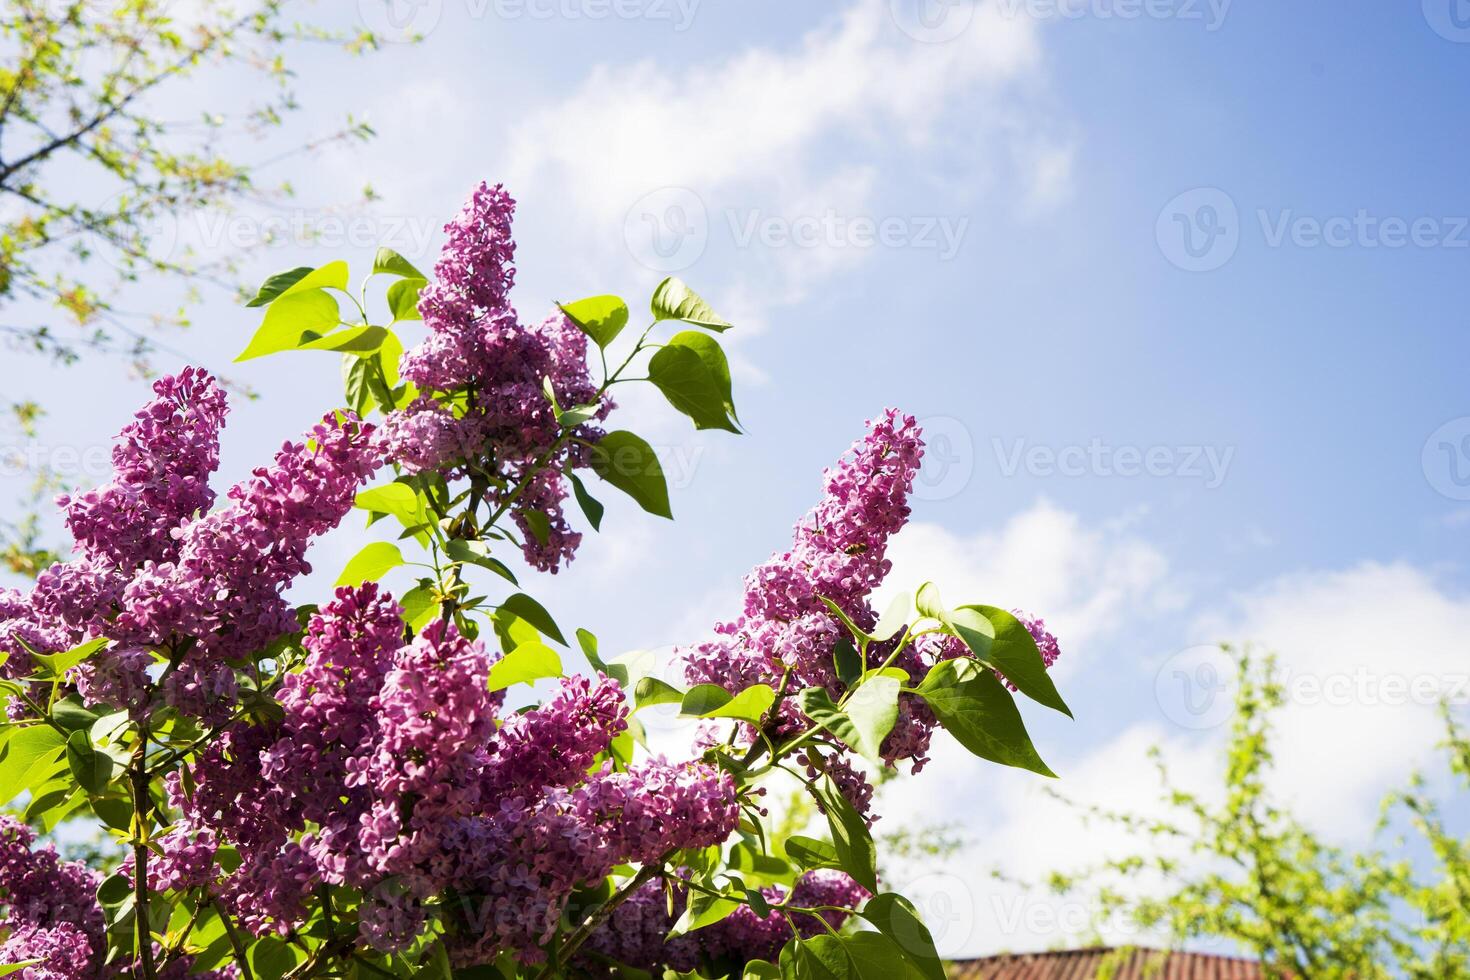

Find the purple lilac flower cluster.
[
  {"left": 0, "top": 815, "right": 103, "bottom": 978},
  {"left": 153, "top": 584, "right": 738, "bottom": 964},
  {"left": 377, "top": 182, "right": 611, "bottom": 572},
  {"left": 0, "top": 370, "right": 380, "bottom": 723},
  {"left": 581, "top": 869, "right": 869, "bottom": 973},
  {"left": 679, "top": 410, "right": 932, "bottom": 806},
  {"left": 679, "top": 412, "right": 1062, "bottom": 813}
]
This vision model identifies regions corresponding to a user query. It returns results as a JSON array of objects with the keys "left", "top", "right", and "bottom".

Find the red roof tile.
[{"left": 948, "top": 946, "right": 1264, "bottom": 979}]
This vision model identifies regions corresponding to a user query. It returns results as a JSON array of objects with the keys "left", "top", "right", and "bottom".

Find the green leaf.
[
  {"left": 951, "top": 605, "right": 1071, "bottom": 718},
  {"left": 355, "top": 482, "right": 428, "bottom": 531},
  {"left": 834, "top": 933, "right": 911, "bottom": 980},
  {"left": 873, "top": 592, "right": 911, "bottom": 642},
  {"left": 245, "top": 266, "right": 313, "bottom": 307},
  {"left": 51, "top": 698, "right": 99, "bottom": 733},
  {"left": 846, "top": 675, "right": 902, "bottom": 760},
  {"left": 798, "top": 681, "right": 898, "bottom": 765},
  {"left": 399, "top": 583, "right": 439, "bottom": 632},
  {"left": 669, "top": 890, "right": 740, "bottom": 937},
  {"left": 296, "top": 324, "right": 388, "bottom": 354},
  {"left": 236, "top": 289, "right": 341, "bottom": 361},
  {"left": 0, "top": 962, "right": 42, "bottom": 975},
  {"left": 681, "top": 683, "right": 775, "bottom": 724},
  {"left": 497, "top": 593, "right": 566, "bottom": 646},
  {"left": 280, "top": 260, "right": 349, "bottom": 297},
  {"left": 648, "top": 343, "right": 739, "bottom": 432},
  {"left": 576, "top": 629, "right": 626, "bottom": 685},
  {"left": 443, "top": 540, "right": 518, "bottom": 585},
  {"left": 560, "top": 295, "right": 629, "bottom": 348},
  {"left": 779, "top": 937, "right": 844, "bottom": 980},
  {"left": 860, "top": 893, "right": 945, "bottom": 980},
  {"left": 669, "top": 330, "right": 736, "bottom": 416},
  {"left": 568, "top": 472, "right": 604, "bottom": 531},
  {"left": 820, "top": 596, "right": 873, "bottom": 645},
  {"left": 372, "top": 247, "right": 425, "bottom": 279},
  {"left": 336, "top": 542, "right": 404, "bottom": 587},
  {"left": 92, "top": 797, "right": 133, "bottom": 832},
  {"left": 0, "top": 726, "right": 67, "bottom": 806},
  {"left": 914, "top": 581, "right": 947, "bottom": 625},
  {"left": 248, "top": 936, "right": 300, "bottom": 980},
  {"left": 914, "top": 658, "right": 1056, "bottom": 777},
  {"left": 521, "top": 510, "right": 552, "bottom": 548},
  {"left": 97, "top": 871, "right": 132, "bottom": 907},
  {"left": 832, "top": 635, "right": 862, "bottom": 688},
  {"left": 812, "top": 774, "right": 877, "bottom": 892},
  {"left": 65, "top": 730, "right": 113, "bottom": 795},
  {"left": 729, "top": 843, "right": 796, "bottom": 886},
  {"left": 387, "top": 277, "right": 426, "bottom": 322},
  {"left": 651, "top": 277, "right": 732, "bottom": 332},
  {"left": 589, "top": 431, "right": 672, "bottom": 519},
  {"left": 743, "top": 961, "right": 781, "bottom": 980},
  {"left": 634, "top": 676, "right": 684, "bottom": 711},
  {"left": 784, "top": 835, "right": 842, "bottom": 873},
  {"left": 486, "top": 642, "right": 563, "bottom": 693},
  {"left": 32, "top": 637, "right": 106, "bottom": 678}
]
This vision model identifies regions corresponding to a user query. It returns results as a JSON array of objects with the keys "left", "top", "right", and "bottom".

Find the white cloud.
[
  {"left": 884, "top": 724, "right": 1220, "bottom": 958},
  {"left": 879, "top": 501, "right": 1181, "bottom": 673},
  {"left": 872, "top": 508, "right": 1470, "bottom": 955},
  {"left": 500, "top": 0, "right": 1071, "bottom": 322},
  {"left": 1193, "top": 561, "right": 1470, "bottom": 838}
]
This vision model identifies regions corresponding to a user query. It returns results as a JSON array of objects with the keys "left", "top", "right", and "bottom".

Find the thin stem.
[
  {"left": 129, "top": 722, "right": 157, "bottom": 980},
  {"left": 536, "top": 859, "right": 669, "bottom": 978},
  {"left": 214, "top": 899, "right": 256, "bottom": 980}
]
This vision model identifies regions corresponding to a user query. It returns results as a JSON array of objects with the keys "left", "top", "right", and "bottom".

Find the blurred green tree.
[
  {"left": 1023, "top": 647, "right": 1468, "bottom": 979},
  {"left": 0, "top": 0, "right": 385, "bottom": 574}
]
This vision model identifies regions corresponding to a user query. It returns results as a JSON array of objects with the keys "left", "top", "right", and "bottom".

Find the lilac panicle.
[
  {"left": 384, "top": 183, "right": 610, "bottom": 572},
  {"left": 59, "top": 366, "right": 229, "bottom": 570}
]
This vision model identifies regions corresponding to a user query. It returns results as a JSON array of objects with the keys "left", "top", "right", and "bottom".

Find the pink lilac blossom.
[
  {"left": 480, "top": 672, "right": 627, "bottom": 799},
  {"left": 58, "top": 367, "right": 228, "bottom": 570},
  {"left": 160, "top": 582, "right": 736, "bottom": 960},
  {"left": 1015, "top": 611, "right": 1061, "bottom": 670},
  {"left": 580, "top": 879, "right": 700, "bottom": 974},
  {"left": 699, "top": 870, "right": 870, "bottom": 966},
  {"left": 0, "top": 816, "right": 104, "bottom": 978},
  {"left": 382, "top": 182, "right": 610, "bottom": 572},
  {"left": 114, "top": 410, "right": 381, "bottom": 670},
  {"left": 0, "top": 380, "right": 381, "bottom": 725},
  {"left": 678, "top": 411, "right": 930, "bottom": 804},
  {"left": 444, "top": 759, "right": 738, "bottom": 965}
]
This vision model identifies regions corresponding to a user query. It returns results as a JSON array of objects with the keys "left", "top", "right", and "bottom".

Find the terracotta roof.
[{"left": 948, "top": 946, "right": 1264, "bottom": 979}]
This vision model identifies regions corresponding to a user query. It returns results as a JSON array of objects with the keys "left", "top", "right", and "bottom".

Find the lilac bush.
[{"left": 0, "top": 182, "right": 1069, "bottom": 979}]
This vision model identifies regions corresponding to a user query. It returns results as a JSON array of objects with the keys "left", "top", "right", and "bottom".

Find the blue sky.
[{"left": 5, "top": 0, "right": 1470, "bottom": 958}]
